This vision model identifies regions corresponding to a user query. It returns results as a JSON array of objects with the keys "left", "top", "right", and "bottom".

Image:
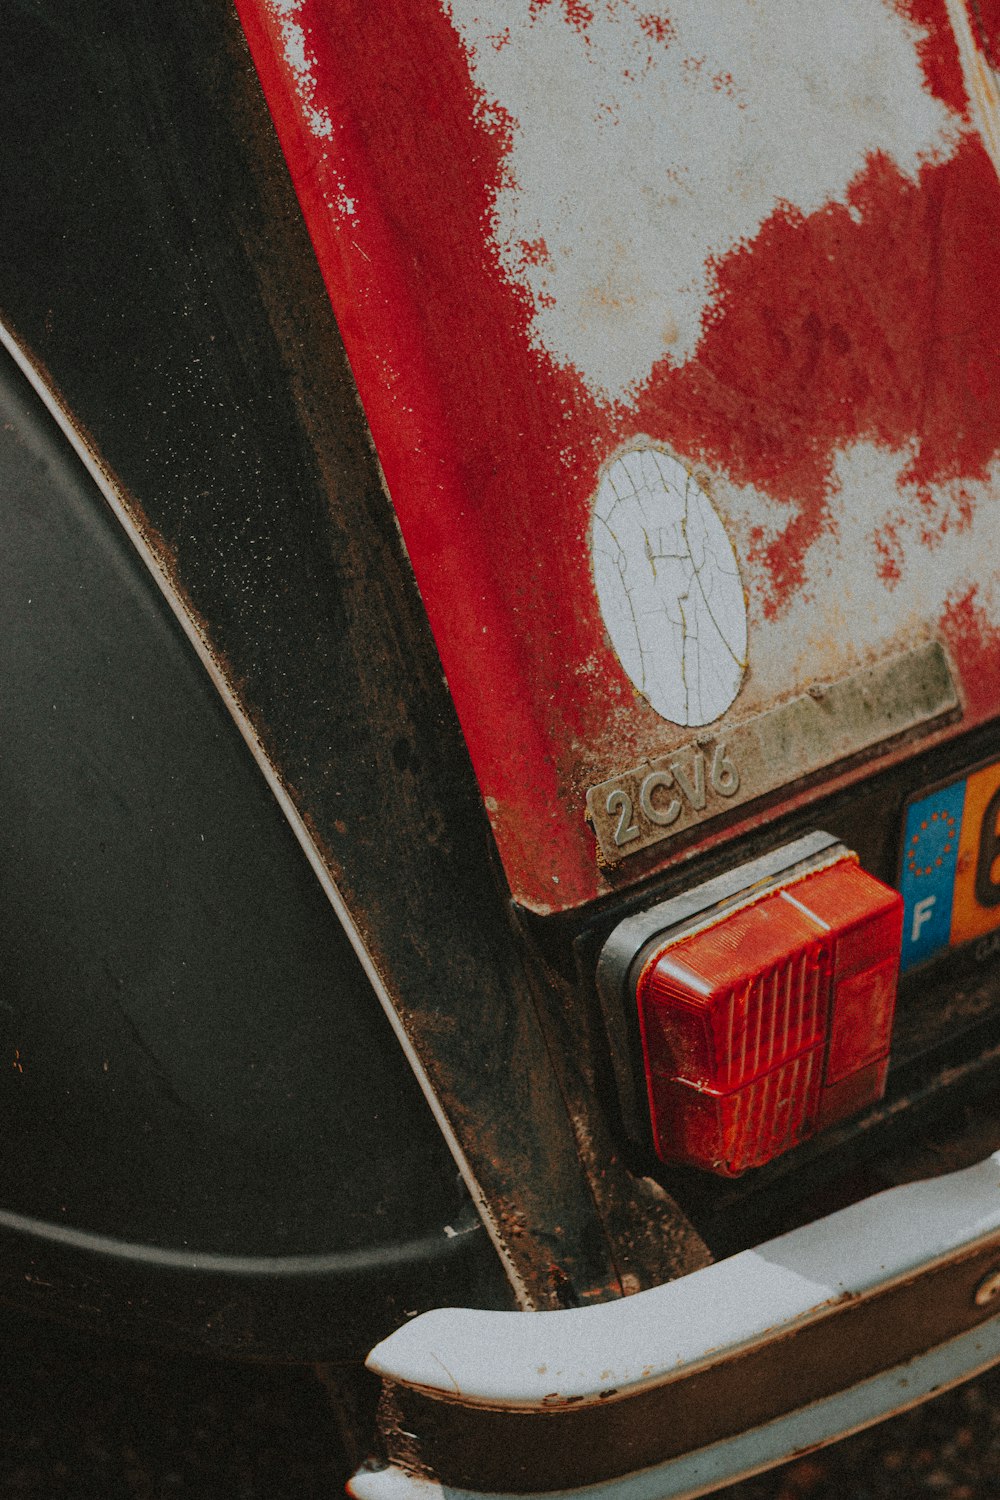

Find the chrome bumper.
[{"left": 351, "top": 1151, "right": 1000, "bottom": 1500}]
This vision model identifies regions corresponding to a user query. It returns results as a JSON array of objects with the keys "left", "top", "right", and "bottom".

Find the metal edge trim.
[
  {"left": 0, "top": 1204, "right": 481, "bottom": 1279},
  {"left": 0, "top": 320, "right": 533, "bottom": 1312}
]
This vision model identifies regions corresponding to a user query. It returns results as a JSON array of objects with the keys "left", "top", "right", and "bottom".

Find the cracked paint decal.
[{"left": 593, "top": 446, "right": 746, "bottom": 726}]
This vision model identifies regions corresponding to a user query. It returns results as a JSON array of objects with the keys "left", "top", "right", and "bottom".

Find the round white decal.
[{"left": 592, "top": 445, "right": 747, "bottom": 726}]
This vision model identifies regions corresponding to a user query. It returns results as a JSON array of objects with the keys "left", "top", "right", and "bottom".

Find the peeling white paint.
[
  {"left": 593, "top": 446, "right": 747, "bottom": 725},
  {"left": 265, "top": 0, "right": 358, "bottom": 216},
  {"left": 594, "top": 437, "right": 1000, "bottom": 732},
  {"left": 442, "top": 0, "right": 965, "bottom": 403},
  {"left": 726, "top": 443, "right": 1000, "bottom": 711}
]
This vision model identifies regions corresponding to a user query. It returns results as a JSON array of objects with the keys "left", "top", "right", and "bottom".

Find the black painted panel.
[{"left": 0, "top": 343, "right": 514, "bottom": 1351}]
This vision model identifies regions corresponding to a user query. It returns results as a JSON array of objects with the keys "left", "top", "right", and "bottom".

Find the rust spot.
[
  {"left": 517, "top": 236, "right": 552, "bottom": 269},
  {"left": 528, "top": 0, "right": 594, "bottom": 36},
  {"left": 874, "top": 519, "right": 904, "bottom": 586},
  {"left": 638, "top": 13, "right": 676, "bottom": 46}
]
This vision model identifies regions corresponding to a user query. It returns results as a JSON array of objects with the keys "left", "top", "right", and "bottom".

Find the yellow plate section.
[{"left": 951, "top": 761, "right": 1000, "bottom": 946}]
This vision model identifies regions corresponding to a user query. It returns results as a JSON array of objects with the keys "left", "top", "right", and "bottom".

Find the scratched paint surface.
[{"left": 236, "top": 0, "right": 1000, "bottom": 911}]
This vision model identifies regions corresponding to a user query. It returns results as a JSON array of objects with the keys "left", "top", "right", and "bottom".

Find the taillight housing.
[{"left": 597, "top": 833, "right": 903, "bottom": 1176}]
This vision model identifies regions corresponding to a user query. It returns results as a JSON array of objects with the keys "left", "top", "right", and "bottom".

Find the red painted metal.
[
  {"left": 974, "top": 0, "right": 1000, "bottom": 65},
  {"left": 235, "top": 1, "right": 1000, "bottom": 911}
]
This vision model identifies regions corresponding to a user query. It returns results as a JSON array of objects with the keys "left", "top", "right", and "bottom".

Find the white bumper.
[{"left": 351, "top": 1151, "right": 1000, "bottom": 1500}]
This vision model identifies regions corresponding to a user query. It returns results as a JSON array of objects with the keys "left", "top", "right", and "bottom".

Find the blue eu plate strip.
[{"left": 899, "top": 778, "right": 967, "bottom": 973}]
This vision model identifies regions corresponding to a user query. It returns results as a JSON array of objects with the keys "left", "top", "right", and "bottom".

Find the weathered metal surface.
[
  {"left": 974, "top": 0, "right": 1000, "bottom": 66},
  {"left": 0, "top": 0, "right": 712, "bottom": 1312},
  {"left": 236, "top": 0, "right": 1000, "bottom": 912},
  {"left": 351, "top": 1319, "right": 1000, "bottom": 1500},
  {"left": 945, "top": 0, "right": 1000, "bottom": 166},
  {"left": 352, "top": 1151, "right": 1000, "bottom": 1495},
  {"left": 587, "top": 642, "right": 958, "bottom": 862}
]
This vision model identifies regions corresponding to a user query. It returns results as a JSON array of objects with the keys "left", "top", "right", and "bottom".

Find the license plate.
[{"left": 900, "top": 758, "right": 1000, "bottom": 973}]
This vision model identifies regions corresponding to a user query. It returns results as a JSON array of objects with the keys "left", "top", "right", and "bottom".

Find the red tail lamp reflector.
[{"left": 601, "top": 835, "right": 903, "bottom": 1176}]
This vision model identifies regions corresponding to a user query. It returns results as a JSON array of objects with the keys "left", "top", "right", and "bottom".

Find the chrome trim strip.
[{"left": 0, "top": 321, "right": 532, "bottom": 1310}]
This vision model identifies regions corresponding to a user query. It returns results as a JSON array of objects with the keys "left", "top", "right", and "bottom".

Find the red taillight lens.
[{"left": 635, "top": 856, "right": 902, "bottom": 1176}]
